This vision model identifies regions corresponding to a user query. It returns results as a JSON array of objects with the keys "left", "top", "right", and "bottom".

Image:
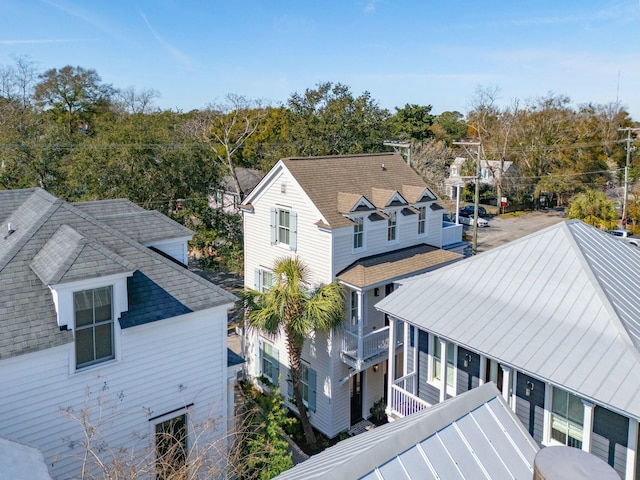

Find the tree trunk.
[{"left": 285, "top": 330, "right": 316, "bottom": 447}]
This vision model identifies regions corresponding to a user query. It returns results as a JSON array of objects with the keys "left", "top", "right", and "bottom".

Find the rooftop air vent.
[{"left": 4, "top": 222, "right": 15, "bottom": 239}]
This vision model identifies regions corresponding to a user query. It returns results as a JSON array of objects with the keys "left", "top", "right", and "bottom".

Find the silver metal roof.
[
  {"left": 376, "top": 220, "right": 640, "bottom": 420},
  {"left": 273, "top": 383, "right": 538, "bottom": 480}
]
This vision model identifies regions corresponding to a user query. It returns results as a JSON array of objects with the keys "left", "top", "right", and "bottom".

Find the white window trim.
[
  {"left": 428, "top": 333, "right": 457, "bottom": 396},
  {"left": 352, "top": 216, "right": 366, "bottom": 253},
  {"left": 386, "top": 210, "right": 399, "bottom": 244},
  {"left": 416, "top": 204, "right": 427, "bottom": 237},
  {"left": 547, "top": 386, "right": 585, "bottom": 449},
  {"left": 151, "top": 408, "right": 190, "bottom": 473}
]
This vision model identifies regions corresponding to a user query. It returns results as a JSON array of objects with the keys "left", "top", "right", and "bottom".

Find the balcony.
[
  {"left": 388, "top": 372, "right": 430, "bottom": 419},
  {"left": 340, "top": 322, "right": 403, "bottom": 371},
  {"left": 442, "top": 221, "right": 463, "bottom": 247}
]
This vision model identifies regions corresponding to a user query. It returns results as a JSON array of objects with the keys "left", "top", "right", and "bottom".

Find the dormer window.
[
  {"left": 74, "top": 286, "right": 114, "bottom": 369},
  {"left": 353, "top": 217, "right": 364, "bottom": 250},
  {"left": 387, "top": 211, "right": 397, "bottom": 242}
]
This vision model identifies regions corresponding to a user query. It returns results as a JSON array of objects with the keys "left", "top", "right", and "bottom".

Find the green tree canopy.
[
  {"left": 567, "top": 189, "right": 618, "bottom": 230},
  {"left": 388, "top": 103, "right": 435, "bottom": 142}
]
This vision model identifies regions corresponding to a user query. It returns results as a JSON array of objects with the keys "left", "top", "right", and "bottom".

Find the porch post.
[
  {"left": 478, "top": 354, "right": 486, "bottom": 386},
  {"left": 356, "top": 290, "right": 363, "bottom": 367},
  {"left": 543, "top": 382, "right": 552, "bottom": 442},
  {"left": 402, "top": 322, "right": 409, "bottom": 376},
  {"left": 501, "top": 365, "right": 511, "bottom": 405},
  {"left": 386, "top": 316, "right": 397, "bottom": 415},
  {"left": 581, "top": 400, "right": 594, "bottom": 453},
  {"left": 511, "top": 369, "right": 518, "bottom": 413},
  {"left": 626, "top": 418, "right": 638, "bottom": 480},
  {"left": 439, "top": 338, "right": 448, "bottom": 403}
]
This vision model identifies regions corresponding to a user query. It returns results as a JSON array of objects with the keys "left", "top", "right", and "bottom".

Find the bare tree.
[
  {"left": 114, "top": 86, "right": 161, "bottom": 115},
  {"left": 184, "top": 94, "right": 267, "bottom": 199}
]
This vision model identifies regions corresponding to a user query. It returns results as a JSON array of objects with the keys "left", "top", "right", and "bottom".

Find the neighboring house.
[
  {"left": 445, "top": 156, "right": 516, "bottom": 199},
  {"left": 241, "top": 153, "right": 464, "bottom": 438},
  {"left": 273, "top": 383, "right": 539, "bottom": 480},
  {"left": 210, "top": 167, "right": 265, "bottom": 214},
  {"left": 376, "top": 220, "right": 640, "bottom": 479},
  {"left": 0, "top": 188, "right": 237, "bottom": 479}
]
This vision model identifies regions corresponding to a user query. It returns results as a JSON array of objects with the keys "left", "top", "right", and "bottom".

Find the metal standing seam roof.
[
  {"left": 375, "top": 220, "right": 640, "bottom": 420},
  {"left": 0, "top": 188, "right": 237, "bottom": 359},
  {"left": 245, "top": 153, "right": 439, "bottom": 230},
  {"left": 273, "top": 383, "right": 538, "bottom": 480}
]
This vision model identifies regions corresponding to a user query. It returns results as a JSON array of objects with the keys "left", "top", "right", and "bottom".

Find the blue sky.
[{"left": 1, "top": 1, "right": 639, "bottom": 118}]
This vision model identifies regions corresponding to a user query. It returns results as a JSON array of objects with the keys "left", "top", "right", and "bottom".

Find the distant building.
[
  {"left": 210, "top": 167, "right": 265, "bottom": 214},
  {"left": 445, "top": 156, "right": 516, "bottom": 199}
]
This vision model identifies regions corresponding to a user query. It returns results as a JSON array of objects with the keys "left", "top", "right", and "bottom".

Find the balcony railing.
[
  {"left": 340, "top": 322, "right": 403, "bottom": 370},
  {"left": 442, "top": 221, "right": 463, "bottom": 247},
  {"left": 390, "top": 383, "right": 429, "bottom": 418}
]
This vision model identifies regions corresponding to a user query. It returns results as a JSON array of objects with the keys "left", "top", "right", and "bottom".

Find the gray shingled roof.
[
  {"left": 376, "top": 220, "right": 640, "bottom": 420},
  {"left": 0, "top": 188, "right": 236, "bottom": 360},
  {"left": 73, "top": 199, "right": 193, "bottom": 244},
  {"left": 274, "top": 383, "right": 538, "bottom": 480},
  {"left": 244, "top": 153, "right": 437, "bottom": 229}
]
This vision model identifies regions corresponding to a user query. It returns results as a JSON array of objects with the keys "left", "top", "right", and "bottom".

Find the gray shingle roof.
[
  {"left": 274, "top": 383, "right": 538, "bottom": 480},
  {"left": 73, "top": 199, "right": 193, "bottom": 244},
  {"left": 0, "top": 188, "right": 236, "bottom": 359},
  {"left": 376, "top": 220, "right": 640, "bottom": 420}
]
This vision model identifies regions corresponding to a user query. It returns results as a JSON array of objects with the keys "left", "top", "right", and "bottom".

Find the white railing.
[
  {"left": 341, "top": 325, "right": 403, "bottom": 365},
  {"left": 393, "top": 371, "right": 418, "bottom": 395},
  {"left": 390, "top": 384, "right": 429, "bottom": 418},
  {"left": 442, "top": 221, "right": 463, "bottom": 247}
]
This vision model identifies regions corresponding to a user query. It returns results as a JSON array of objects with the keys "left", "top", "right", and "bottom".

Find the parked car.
[
  {"left": 608, "top": 229, "right": 640, "bottom": 247},
  {"left": 459, "top": 205, "right": 488, "bottom": 217},
  {"left": 458, "top": 214, "right": 489, "bottom": 227}
]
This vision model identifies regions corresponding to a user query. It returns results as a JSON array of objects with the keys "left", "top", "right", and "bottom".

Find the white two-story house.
[
  {"left": 0, "top": 188, "right": 237, "bottom": 479},
  {"left": 241, "top": 152, "right": 463, "bottom": 438},
  {"left": 376, "top": 220, "right": 640, "bottom": 479}
]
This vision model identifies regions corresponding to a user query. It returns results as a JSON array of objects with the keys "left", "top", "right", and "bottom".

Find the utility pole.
[
  {"left": 454, "top": 141, "right": 482, "bottom": 255},
  {"left": 383, "top": 140, "right": 412, "bottom": 166},
  {"left": 618, "top": 128, "right": 640, "bottom": 225}
]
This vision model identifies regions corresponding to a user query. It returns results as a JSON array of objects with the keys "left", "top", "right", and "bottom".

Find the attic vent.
[
  {"left": 381, "top": 164, "right": 386, "bottom": 171},
  {"left": 281, "top": 182, "right": 287, "bottom": 194},
  {"left": 4, "top": 222, "right": 15, "bottom": 239}
]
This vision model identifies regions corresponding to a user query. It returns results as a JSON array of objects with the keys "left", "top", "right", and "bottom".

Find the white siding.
[
  {"left": 332, "top": 202, "right": 444, "bottom": 275},
  {"left": 145, "top": 238, "right": 190, "bottom": 265},
  {"left": 0, "top": 307, "right": 228, "bottom": 479}
]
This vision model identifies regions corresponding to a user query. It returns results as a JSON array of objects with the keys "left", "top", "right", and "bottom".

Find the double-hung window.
[
  {"left": 270, "top": 208, "right": 297, "bottom": 250},
  {"left": 387, "top": 211, "right": 397, "bottom": 242},
  {"left": 289, "top": 362, "right": 317, "bottom": 412},
  {"left": 551, "top": 387, "right": 584, "bottom": 448},
  {"left": 259, "top": 341, "right": 279, "bottom": 384},
  {"left": 417, "top": 206, "right": 426, "bottom": 235},
  {"left": 353, "top": 217, "right": 364, "bottom": 250},
  {"left": 255, "top": 269, "right": 274, "bottom": 293},
  {"left": 74, "top": 286, "right": 114, "bottom": 369},
  {"left": 432, "top": 336, "right": 455, "bottom": 390}
]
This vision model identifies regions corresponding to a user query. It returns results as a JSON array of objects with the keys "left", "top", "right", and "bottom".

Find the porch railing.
[
  {"left": 341, "top": 323, "right": 403, "bottom": 367},
  {"left": 442, "top": 221, "right": 463, "bottom": 247},
  {"left": 390, "top": 384, "right": 429, "bottom": 418}
]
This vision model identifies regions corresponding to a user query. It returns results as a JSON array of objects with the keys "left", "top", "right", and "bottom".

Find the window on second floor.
[
  {"left": 387, "top": 211, "right": 397, "bottom": 242},
  {"left": 353, "top": 217, "right": 364, "bottom": 250},
  {"left": 270, "top": 208, "right": 297, "bottom": 250},
  {"left": 350, "top": 291, "right": 359, "bottom": 329},
  {"left": 417, "top": 206, "right": 426, "bottom": 235},
  {"left": 551, "top": 387, "right": 584, "bottom": 449},
  {"left": 74, "top": 286, "right": 114, "bottom": 369}
]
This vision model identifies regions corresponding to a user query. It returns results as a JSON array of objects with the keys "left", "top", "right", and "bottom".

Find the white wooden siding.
[
  {"left": 145, "top": 238, "right": 190, "bottom": 265},
  {"left": 0, "top": 307, "right": 228, "bottom": 479}
]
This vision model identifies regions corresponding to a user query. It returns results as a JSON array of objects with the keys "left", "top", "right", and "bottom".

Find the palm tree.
[
  {"left": 243, "top": 257, "right": 345, "bottom": 447},
  {"left": 567, "top": 189, "right": 619, "bottom": 230}
]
